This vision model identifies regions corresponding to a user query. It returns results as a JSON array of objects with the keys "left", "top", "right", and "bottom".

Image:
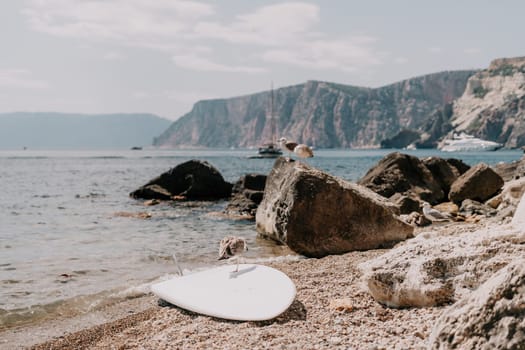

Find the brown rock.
[
  {"left": 358, "top": 152, "right": 445, "bottom": 204},
  {"left": 449, "top": 163, "right": 504, "bottom": 204},
  {"left": 433, "top": 202, "right": 459, "bottom": 215},
  {"left": 256, "top": 158, "right": 414, "bottom": 258},
  {"left": 390, "top": 194, "right": 421, "bottom": 215},
  {"left": 422, "top": 157, "right": 470, "bottom": 196}
]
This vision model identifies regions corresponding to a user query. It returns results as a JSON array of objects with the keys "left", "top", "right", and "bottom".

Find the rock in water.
[
  {"left": 130, "top": 160, "right": 232, "bottom": 200},
  {"left": 448, "top": 163, "right": 504, "bottom": 204},
  {"left": 224, "top": 174, "right": 267, "bottom": 220},
  {"left": 255, "top": 157, "right": 414, "bottom": 258},
  {"left": 428, "top": 259, "right": 525, "bottom": 350}
]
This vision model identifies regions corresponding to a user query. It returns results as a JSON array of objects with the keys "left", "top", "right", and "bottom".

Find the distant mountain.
[
  {"left": 153, "top": 71, "right": 476, "bottom": 149},
  {"left": 0, "top": 112, "right": 171, "bottom": 150}
]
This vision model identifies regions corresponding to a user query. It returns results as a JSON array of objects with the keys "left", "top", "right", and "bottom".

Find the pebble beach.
[{"left": 1, "top": 224, "right": 467, "bottom": 350}]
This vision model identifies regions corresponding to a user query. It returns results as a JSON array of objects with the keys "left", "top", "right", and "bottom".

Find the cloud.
[
  {"left": 194, "top": 2, "right": 320, "bottom": 46},
  {"left": 464, "top": 47, "right": 481, "bottom": 55},
  {"left": 23, "top": 0, "right": 213, "bottom": 38},
  {"left": 262, "top": 38, "right": 382, "bottom": 71},
  {"left": 394, "top": 57, "right": 408, "bottom": 64},
  {"left": 428, "top": 47, "right": 442, "bottom": 54},
  {"left": 23, "top": 0, "right": 383, "bottom": 73},
  {"left": 172, "top": 54, "right": 266, "bottom": 73},
  {"left": 0, "top": 69, "right": 50, "bottom": 89},
  {"left": 103, "top": 51, "right": 125, "bottom": 61}
]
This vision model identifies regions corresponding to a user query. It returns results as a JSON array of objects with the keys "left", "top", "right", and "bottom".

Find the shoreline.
[{"left": 1, "top": 226, "right": 459, "bottom": 350}]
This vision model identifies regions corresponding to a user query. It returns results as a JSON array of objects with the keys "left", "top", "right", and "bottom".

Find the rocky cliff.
[
  {"left": 154, "top": 71, "right": 475, "bottom": 149},
  {"left": 448, "top": 57, "right": 525, "bottom": 148}
]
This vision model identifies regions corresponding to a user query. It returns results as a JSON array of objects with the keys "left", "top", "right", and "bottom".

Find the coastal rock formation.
[
  {"left": 358, "top": 152, "right": 455, "bottom": 205},
  {"left": 255, "top": 157, "right": 414, "bottom": 258},
  {"left": 450, "top": 56, "right": 525, "bottom": 148},
  {"left": 224, "top": 174, "right": 267, "bottom": 220},
  {"left": 130, "top": 160, "right": 232, "bottom": 200},
  {"left": 448, "top": 163, "right": 504, "bottom": 204},
  {"left": 428, "top": 259, "right": 525, "bottom": 349},
  {"left": 154, "top": 71, "right": 474, "bottom": 149},
  {"left": 360, "top": 221, "right": 525, "bottom": 307}
]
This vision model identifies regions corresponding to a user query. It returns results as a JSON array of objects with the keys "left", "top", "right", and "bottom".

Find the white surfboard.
[{"left": 151, "top": 264, "right": 296, "bottom": 321}]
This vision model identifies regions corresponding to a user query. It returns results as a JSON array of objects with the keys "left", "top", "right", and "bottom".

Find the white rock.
[
  {"left": 511, "top": 191, "right": 525, "bottom": 230},
  {"left": 428, "top": 259, "right": 525, "bottom": 349},
  {"left": 360, "top": 223, "right": 525, "bottom": 307}
]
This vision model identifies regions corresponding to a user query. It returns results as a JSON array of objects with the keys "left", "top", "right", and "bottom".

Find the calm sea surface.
[{"left": 0, "top": 148, "right": 522, "bottom": 329}]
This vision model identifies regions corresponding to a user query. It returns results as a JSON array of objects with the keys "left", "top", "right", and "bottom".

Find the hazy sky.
[{"left": 1, "top": 1, "right": 523, "bottom": 120}]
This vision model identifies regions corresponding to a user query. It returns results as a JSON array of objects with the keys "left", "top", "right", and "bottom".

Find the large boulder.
[
  {"left": 360, "top": 223, "right": 525, "bottom": 307},
  {"left": 224, "top": 174, "right": 267, "bottom": 220},
  {"left": 428, "top": 259, "right": 525, "bottom": 349},
  {"left": 130, "top": 160, "right": 232, "bottom": 200},
  {"left": 255, "top": 157, "right": 414, "bottom": 258},
  {"left": 358, "top": 152, "right": 445, "bottom": 205},
  {"left": 448, "top": 163, "right": 504, "bottom": 204},
  {"left": 421, "top": 157, "right": 470, "bottom": 196}
]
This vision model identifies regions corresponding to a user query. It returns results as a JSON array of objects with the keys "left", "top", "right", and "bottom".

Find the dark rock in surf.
[
  {"left": 130, "top": 160, "right": 232, "bottom": 200},
  {"left": 224, "top": 174, "right": 267, "bottom": 220}
]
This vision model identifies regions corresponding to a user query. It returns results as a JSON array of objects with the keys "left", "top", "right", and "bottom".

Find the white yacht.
[{"left": 439, "top": 132, "right": 503, "bottom": 152}]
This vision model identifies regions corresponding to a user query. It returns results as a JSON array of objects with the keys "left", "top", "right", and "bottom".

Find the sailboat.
[{"left": 250, "top": 85, "right": 283, "bottom": 159}]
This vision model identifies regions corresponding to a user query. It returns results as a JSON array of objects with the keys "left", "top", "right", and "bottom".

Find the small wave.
[
  {"left": 250, "top": 255, "right": 305, "bottom": 264},
  {"left": 0, "top": 286, "right": 149, "bottom": 330}
]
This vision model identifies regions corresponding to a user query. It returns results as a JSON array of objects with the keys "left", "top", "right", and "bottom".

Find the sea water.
[{"left": 0, "top": 148, "right": 522, "bottom": 329}]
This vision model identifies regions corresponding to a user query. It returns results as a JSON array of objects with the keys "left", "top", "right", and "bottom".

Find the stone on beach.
[
  {"left": 360, "top": 221, "right": 525, "bottom": 308},
  {"left": 130, "top": 159, "right": 233, "bottom": 200},
  {"left": 255, "top": 157, "right": 414, "bottom": 258},
  {"left": 428, "top": 259, "right": 525, "bottom": 350},
  {"left": 422, "top": 156, "right": 470, "bottom": 196},
  {"left": 448, "top": 162, "right": 504, "bottom": 204},
  {"left": 358, "top": 152, "right": 449, "bottom": 205}
]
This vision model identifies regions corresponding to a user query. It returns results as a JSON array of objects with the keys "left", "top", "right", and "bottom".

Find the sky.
[{"left": 1, "top": 1, "right": 524, "bottom": 120}]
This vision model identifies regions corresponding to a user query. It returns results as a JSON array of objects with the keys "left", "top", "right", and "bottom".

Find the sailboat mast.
[{"left": 270, "top": 82, "right": 275, "bottom": 144}]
